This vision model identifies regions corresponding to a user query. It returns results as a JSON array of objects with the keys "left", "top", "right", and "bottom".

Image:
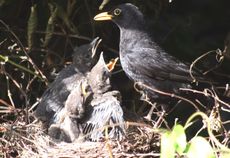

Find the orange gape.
[{"left": 106, "top": 57, "right": 119, "bottom": 72}]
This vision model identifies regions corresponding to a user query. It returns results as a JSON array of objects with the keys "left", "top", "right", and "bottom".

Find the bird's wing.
[
  {"left": 127, "top": 47, "right": 203, "bottom": 83},
  {"left": 35, "top": 66, "right": 83, "bottom": 121},
  {"left": 82, "top": 95, "right": 124, "bottom": 141},
  {"left": 64, "top": 82, "right": 84, "bottom": 116}
]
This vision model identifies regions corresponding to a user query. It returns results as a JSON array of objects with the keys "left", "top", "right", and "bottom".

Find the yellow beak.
[
  {"left": 81, "top": 81, "right": 88, "bottom": 96},
  {"left": 107, "top": 57, "right": 119, "bottom": 72},
  {"left": 94, "top": 12, "right": 114, "bottom": 21}
]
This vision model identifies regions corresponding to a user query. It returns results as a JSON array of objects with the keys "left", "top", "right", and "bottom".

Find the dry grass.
[{"left": 0, "top": 112, "right": 161, "bottom": 158}]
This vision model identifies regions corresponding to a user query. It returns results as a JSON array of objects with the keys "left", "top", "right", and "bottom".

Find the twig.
[
  {"left": 26, "top": 75, "right": 37, "bottom": 93},
  {"left": 180, "top": 88, "right": 230, "bottom": 109},
  {"left": 0, "top": 99, "right": 12, "bottom": 107},
  {"left": 3, "top": 69, "right": 29, "bottom": 123},
  {"left": 0, "top": 38, "right": 7, "bottom": 46},
  {"left": 221, "top": 107, "right": 230, "bottom": 115},
  {"left": 134, "top": 82, "right": 200, "bottom": 111},
  {"left": 0, "top": 26, "right": 91, "bottom": 41},
  {"left": 1, "top": 26, "right": 120, "bottom": 54},
  {"left": 0, "top": 20, "right": 48, "bottom": 83},
  {"left": 5, "top": 73, "right": 15, "bottom": 108},
  {"left": 99, "top": 0, "right": 110, "bottom": 10},
  {"left": 189, "top": 49, "right": 224, "bottom": 81},
  {"left": 154, "top": 110, "right": 166, "bottom": 128},
  {"left": 28, "top": 99, "right": 40, "bottom": 112},
  {"left": 105, "top": 126, "right": 114, "bottom": 158},
  {"left": 185, "top": 112, "right": 230, "bottom": 152},
  {"left": 0, "top": 55, "right": 44, "bottom": 81},
  {"left": 119, "top": 152, "right": 160, "bottom": 157}
]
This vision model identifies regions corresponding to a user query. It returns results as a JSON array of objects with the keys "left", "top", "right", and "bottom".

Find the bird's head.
[
  {"left": 94, "top": 3, "right": 145, "bottom": 30},
  {"left": 88, "top": 52, "right": 118, "bottom": 94},
  {"left": 72, "top": 37, "right": 102, "bottom": 72}
]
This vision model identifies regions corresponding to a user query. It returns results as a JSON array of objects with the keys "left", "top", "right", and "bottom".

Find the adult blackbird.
[
  {"left": 35, "top": 37, "right": 101, "bottom": 127},
  {"left": 94, "top": 3, "right": 207, "bottom": 102}
]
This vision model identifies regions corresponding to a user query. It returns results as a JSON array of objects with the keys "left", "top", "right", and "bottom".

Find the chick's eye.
[{"left": 114, "top": 8, "right": 121, "bottom": 16}]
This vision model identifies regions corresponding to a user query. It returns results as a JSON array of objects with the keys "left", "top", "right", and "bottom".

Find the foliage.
[
  {"left": 161, "top": 124, "right": 215, "bottom": 158},
  {"left": 160, "top": 112, "right": 230, "bottom": 158}
]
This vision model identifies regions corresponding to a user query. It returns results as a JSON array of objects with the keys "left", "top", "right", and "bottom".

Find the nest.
[{"left": 1, "top": 112, "right": 161, "bottom": 158}]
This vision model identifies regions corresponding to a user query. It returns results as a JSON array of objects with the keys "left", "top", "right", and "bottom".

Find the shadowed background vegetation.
[
  {"left": 0, "top": 0, "right": 230, "bottom": 123},
  {"left": 1, "top": 0, "right": 230, "bottom": 157}
]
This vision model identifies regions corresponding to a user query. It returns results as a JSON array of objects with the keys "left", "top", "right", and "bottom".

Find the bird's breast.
[{"left": 119, "top": 52, "right": 142, "bottom": 82}]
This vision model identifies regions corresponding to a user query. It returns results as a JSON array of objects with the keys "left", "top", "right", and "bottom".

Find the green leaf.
[
  {"left": 186, "top": 137, "right": 215, "bottom": 158},
  {"left": 171, "top": 124, "right": 187, "bottom": 155},
  {"left": 160, "top": 132, "right": 175, "bottom": 158},
  {"left": 220, "top": 151, "right": 230, "bottom": 158}
]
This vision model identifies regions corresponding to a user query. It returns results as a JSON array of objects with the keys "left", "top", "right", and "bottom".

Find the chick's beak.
[
  {"left": 91, "top": 38, "right": 102, "bottom": 58},
  {"left": 107, "top": 57, "right": 119, "bottom": 72},
  {"left": 81, "top": 81, "right": 88, "bottom": 96},
  {"left": 94, "top": 12, "right": 114, "bottom": 21}
]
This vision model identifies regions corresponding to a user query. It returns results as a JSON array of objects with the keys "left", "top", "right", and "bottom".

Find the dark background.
[{"left": 0, "top": 0, "right": 229, "bottom": 110}]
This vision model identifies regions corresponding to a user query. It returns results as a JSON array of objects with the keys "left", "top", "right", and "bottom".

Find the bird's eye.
[{"left": 114, "top": 8, "right": 121, "bottom": 16}]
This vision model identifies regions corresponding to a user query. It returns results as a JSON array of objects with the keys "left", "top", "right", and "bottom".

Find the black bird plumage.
[
  {"left": 94, "top": 3, "right": 208, "bottom": 102},
  {"left": 35, "top": 37, "right": 100, "bottom": 126},
  {"left": 48, "top": 79, "right": 92, "bottom": 142},
  {"left": 83, "top": 52, "right": 125, "bottom": 141},
  {"left": 42, "top": 51, "right": 125, "bottom": 142},
  {"left": 52, "top": 53, "right": 124, "bottom": 142},
  {"left": 82, "top": 91, "right": 124, "bottom": 141}
]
